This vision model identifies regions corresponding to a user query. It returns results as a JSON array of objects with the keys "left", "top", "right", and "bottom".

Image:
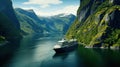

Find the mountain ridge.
[{"left": 15, "top": 8, "right": 76, "bottom": 35}]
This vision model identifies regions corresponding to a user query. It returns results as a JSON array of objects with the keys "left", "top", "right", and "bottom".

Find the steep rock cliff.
[
  {"left": 0, "top": 0, "right": 22, "bottom": 41},
  {"left": 66, "top": 0, "right": 120, "bottom": 48},
  {"left": 0, "top": 0, "right": 20, "bottom": 28},
  {"left": 0, "top": 0, "right": 22, "bottom": 63}
]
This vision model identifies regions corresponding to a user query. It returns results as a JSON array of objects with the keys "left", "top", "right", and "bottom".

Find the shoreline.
[{"left": 84, "top": 45, "right": 120, "bottom": 50}]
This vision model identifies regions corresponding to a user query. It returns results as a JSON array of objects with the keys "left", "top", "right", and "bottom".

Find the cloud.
[
  {"left": 37, "top": 5, "right": 79, "bottom": 16},
  {"left": 23, "top": 0, "right": 62, "bottom": 8},
  {"left": 21, "top": 5, "right": 79, "bottom": 16}
]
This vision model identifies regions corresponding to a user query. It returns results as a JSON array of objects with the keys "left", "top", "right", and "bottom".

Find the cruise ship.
[{"left": 53, "top": 38, "right": 78, "bottom": 53}]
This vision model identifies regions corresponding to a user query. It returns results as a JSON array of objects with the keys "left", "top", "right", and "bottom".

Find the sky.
[{"left": 12, "top": 0, "right": 80, "bottom": 16}]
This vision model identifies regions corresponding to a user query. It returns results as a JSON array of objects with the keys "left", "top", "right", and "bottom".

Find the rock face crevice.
[
  {"left": 113, "top": 0, "right": 120, "bottom": 5},
  {"left": 108, "top": 9, "right": 120, "bottom": 29},
  {"left": 66, "top": 0, "right": 120, "bottom": 48}
]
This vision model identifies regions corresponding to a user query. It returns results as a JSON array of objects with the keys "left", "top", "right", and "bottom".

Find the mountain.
[
  {"left": 66, "top": 0, "right": 120, "bottom": 48},
  {"left": 15, "top": 8, "right": 43, "bottom": 35},
  {"left": 0, "top": 0, "right": 22, "bottom": 42},
  {"left": 39, "top": 13, "right": 76, "bottom": 34},
  {"left": 15, "top": 8, "right": 76, "bottom": 35},
  {"left": 0, "top": 0, "right": 22, "bottom": 63}
]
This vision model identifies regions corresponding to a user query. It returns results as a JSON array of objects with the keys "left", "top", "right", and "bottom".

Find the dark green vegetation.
[
  {"left": 66, "top": 0, "right": 120, "bottom": 48},
  {"left": 0, "top": 13, "right": 21, "bottom": 41},
  {"left": 15, "top": 8, "right": 76, "bottom": 35},
  {"left": 0, "top": 0, "right": 22, "bottom": 42},
  {"left": 0, "top": 0, "right": 22, "bottom": 64}
]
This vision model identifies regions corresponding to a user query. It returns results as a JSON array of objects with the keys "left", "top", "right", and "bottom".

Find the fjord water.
[{"left": 3, "top": 34, "right": 120, "bottom": 67}]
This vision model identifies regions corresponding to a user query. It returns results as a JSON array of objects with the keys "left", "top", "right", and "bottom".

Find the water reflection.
[
  {"left": 77, "top": 46, "right": 120, "bottom": 67},
  {"left": 40, "top": 50, "right": 80, "bottom": 67},
  {"left": 53, "top": 53, "right": 69, "bottom": 60},
  {"left": 1, "top": 34, "right": 120, "bottom": 67},
  {"left": 0, "top": 40, "right": 21, "bottom": 66}
]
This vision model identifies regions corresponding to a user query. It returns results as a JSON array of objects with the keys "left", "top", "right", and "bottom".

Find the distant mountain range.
[
  {"left": 38, "top": 13, "right": 76, "bottom": 34},
  {"left": 15, "top": 8, "right": 76, "bottom": 35},
  {"left": 0, "top": 0, "right": 76, "bottom": 61}
]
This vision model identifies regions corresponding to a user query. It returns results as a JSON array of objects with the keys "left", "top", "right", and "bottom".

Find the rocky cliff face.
[
  {"left": 66, "top": 0, "right": 120, "bottom": 48},
  {"left": 0, "top": 0, "right": 22, "bottom": 41},
  {"left": 0, "top": 0, "right": 22, "bottom": 63},
  {"left": 0, "top": 0, "right": 20, "bottom": 28}
]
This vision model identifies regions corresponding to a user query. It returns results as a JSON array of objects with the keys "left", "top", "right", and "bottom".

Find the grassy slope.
[
  {"left": 15, "top": 11, "right": 35, "bottom": 34},
  {"left": 15, "top": 10, "right": 43, "bottom": 34},
  {"left": 66, "top": 0, "right": 120, "bottom": 48}
]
